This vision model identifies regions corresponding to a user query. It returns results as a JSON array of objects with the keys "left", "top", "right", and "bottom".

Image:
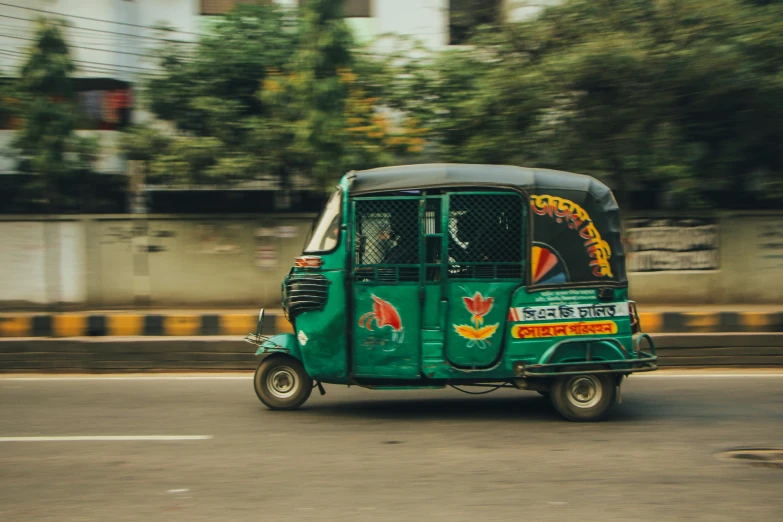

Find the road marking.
[{"left": 0, "top": 435, "right": 212, "bottom": 442}]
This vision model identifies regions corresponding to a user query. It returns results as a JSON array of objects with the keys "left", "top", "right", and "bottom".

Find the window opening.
[
  {"left": 447, "top": 193, "right": 524, "bottom": 279},
  {"left": 354, "top": 198, "right": 420, "bottom": 282},
  {"left": 303, "top": 187, "right": 342, "bottom": 253}
]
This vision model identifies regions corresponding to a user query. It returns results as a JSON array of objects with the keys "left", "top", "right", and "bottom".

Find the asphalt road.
[{"left": 1, "top": 371, "right": 782, "bottom": 522}]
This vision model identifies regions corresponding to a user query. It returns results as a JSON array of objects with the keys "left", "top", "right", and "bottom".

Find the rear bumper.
[{"left": 514, "top": 333, "right": 658, "bottom": 378}]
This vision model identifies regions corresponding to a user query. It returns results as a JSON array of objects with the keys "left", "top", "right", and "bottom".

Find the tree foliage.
[
  {"left": 9, "top": 19, "right": 100, "bottom": 212},
  {"left": 130, "top": 2, "right": 421, "bottom": 193},
  {"left": 122, "top": 0, "right": 783, "bottom": 209},
  {"left": 387, "top": 0, "right": 783, "bottom": 208}
]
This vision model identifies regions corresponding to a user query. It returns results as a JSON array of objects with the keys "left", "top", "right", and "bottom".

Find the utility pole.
[{"left": 129, "top": 160, "right": 151, "bottom": 307}]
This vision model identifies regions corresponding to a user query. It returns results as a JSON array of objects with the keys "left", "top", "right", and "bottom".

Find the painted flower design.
[
  {"left": 359, "top": 294, "right": 405, "bottom": 343},
  {"left": 463, "top": 291, "right": 494, "bottom": 328},
  {"left": 454, "top": 323, "right": 499, "bottom": 350},
  {"left": 454, "top": 290, "right": 499, "bottom": 349}
]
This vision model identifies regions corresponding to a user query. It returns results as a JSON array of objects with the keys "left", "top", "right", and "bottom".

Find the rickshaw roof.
[{"left": 348, "top": 163, "right": 617, "bottom": 211}]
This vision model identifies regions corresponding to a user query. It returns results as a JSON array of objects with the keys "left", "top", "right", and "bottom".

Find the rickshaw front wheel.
[
  {"left": 550, "top": 370, "right": 616, "bottom": 422},
  {"left": 254, "top": 355, "right": 313, "bottom": 410}
]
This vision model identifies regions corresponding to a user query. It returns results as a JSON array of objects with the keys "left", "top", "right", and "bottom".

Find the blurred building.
[{"left": 0, "top": 0, "right": 201, "bottom": 178}]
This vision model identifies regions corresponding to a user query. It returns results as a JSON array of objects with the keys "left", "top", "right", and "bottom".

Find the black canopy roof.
[{"left": 348, "top": 163, "right": 618, "bottom": 213}]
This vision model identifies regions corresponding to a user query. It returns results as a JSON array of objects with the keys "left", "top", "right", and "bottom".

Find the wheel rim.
[
  {"left": 565, "top": 375, "right": 602, "bottom": 409},
  {"left": 266, "top": 366, "right": 299, "bottom": 399}
]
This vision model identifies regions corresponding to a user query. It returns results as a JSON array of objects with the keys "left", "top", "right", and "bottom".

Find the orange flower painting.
[{"left": 454, "top": 290, "right": 499, "bottom": 349}]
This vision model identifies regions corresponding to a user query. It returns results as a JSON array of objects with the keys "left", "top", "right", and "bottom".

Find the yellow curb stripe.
[
  {"left": 107, "top": 315, "right": 143, "bottom": 336},
  {"left": 164, "top": 315, "right": 201, "bottom": 336},
  {"left": 638, "top": 312, "right": 662, "bottom": 333},
  {"left": 739, "top": 312, "right": 772, "bottom": 329},
  {"left": 220, "top": 314, "right": 256, "bottom": 336},
  {"left": 683, "top": 312, "right": 720, "bottom": 329},
  {"left": 53, "top": 315, "right": 87, "bottom": 337},
  {"left": 0, "top": 317, "right": 31, "bottom": 337},
  {"left": 50, "top": 315, "right": 82, "bottom": 337}
]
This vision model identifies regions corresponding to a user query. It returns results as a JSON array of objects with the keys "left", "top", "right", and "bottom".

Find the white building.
[{"left": 0, "top": 0, "right": 558, "bottom": 176}]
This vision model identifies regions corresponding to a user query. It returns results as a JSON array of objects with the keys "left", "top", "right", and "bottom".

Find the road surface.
[{"left": 1, "top": 371, "right": 782, "bottom": 521}]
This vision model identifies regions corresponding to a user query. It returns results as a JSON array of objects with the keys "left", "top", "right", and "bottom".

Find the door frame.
[
  {"left": 348, "top": 194, "right": 424, "bottom": 378},
  {"left": 439, "top": 190, "right": 528, "bottom": 370}
]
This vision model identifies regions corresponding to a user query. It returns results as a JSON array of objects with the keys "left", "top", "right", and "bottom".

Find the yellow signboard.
[{"left": 511, "top": 321, "right": 618, "bottom": 339}]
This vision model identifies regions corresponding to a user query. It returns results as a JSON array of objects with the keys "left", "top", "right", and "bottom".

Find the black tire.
[
  {"left": 254, "top": 355, "right": 313, "bottom": 410},
  {"left": 550, "top": 369, "right": 616, "bottom": 422}
]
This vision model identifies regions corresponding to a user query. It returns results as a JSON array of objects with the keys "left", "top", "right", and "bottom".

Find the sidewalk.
[{"left": 1, "top": 305, "right": 782, "bottom": 337}]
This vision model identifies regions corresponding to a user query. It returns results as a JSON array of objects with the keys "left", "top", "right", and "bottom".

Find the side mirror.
[{"left": 255, "top": 308, "right": 265, "bottom": 338}]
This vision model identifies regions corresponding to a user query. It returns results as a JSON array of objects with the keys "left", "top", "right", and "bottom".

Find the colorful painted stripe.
[{"left": 511, "top": 320, "right": 618, "bottom": 339}]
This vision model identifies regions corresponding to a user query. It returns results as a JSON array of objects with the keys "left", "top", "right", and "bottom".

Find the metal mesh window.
[
  {"left": 354, "top": 198, "right": 420, "bottom": 282},
  {"left": 447, "top": 194, "right": 523, "bottom": 279}
]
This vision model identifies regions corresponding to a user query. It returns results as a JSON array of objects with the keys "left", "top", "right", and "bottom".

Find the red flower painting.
[
  {"left": 359, "top": 295, "right": 405, "bottom": 343},
  {"left": 463, "top": 292, "right": 494, "bottom": 328}
]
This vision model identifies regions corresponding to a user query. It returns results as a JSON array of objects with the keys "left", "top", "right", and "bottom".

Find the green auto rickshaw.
[{"left": 246, "top": 164, "right": 657, "bottom": 421}]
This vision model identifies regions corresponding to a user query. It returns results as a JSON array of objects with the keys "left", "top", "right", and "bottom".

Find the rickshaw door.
[
  {"left": 441, "top": 192, "right": 525, "bottom": 368},
  {"left": 350, "top": 192, "right": 524, "bottom": 376},
  {"left": 351, "top": 197, "right": 422, "bottom": 378}
]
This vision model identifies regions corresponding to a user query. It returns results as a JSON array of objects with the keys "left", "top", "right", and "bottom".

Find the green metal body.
[{"left": 253, "top": 171, "right": 657, "bottom": 386}]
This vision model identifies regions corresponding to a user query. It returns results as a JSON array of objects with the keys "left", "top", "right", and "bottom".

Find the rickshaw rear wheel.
[
  {"left": 254, "top": 355, "right": 313, "bottom": 410},
  {"left": 550, "top": 368, "right": 616, "bottom": 422}
]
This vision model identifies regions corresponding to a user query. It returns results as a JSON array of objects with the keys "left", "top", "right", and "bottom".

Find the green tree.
[
  {"left": 449, "top": 0, "right": 504, "bottom": 45},
  {"left": 9, "top": 18, "right": 103, "bottom": 212},
  {"left": 389, "top": 0, "right": 783, "bottom": 209},
  {"left": 286, "top": 0, "right": 354, "bottom": 187},
  {"left": 134, "top": 4, "right": 302, "bottom": 189},
  {"left": 249, "top": 0, "right": 422, "bottom": 189},
  {"left": 123, "top": 0, "right": 424, "bottom": 195},
  {"left": 520, "top": 0, "right": 783, "bottom": 207},
  {"left": 129, "top": 2, "right": 417, "bottom": 195},
  {"left": 10, "top": 18, "right": 93, "bottom": 212}
]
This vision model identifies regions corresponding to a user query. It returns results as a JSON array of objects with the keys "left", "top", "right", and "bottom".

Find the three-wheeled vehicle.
[{"left": 246, "top": 164, "right": 657, "bottom": 421}]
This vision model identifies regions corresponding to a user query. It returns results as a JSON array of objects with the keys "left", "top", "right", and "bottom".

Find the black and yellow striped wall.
[
  {"left": 0, "top": 313, "right": 293, "bottom": 338},
  {"left": 1, "top": 311, "right": 782, "bottom": 337}
]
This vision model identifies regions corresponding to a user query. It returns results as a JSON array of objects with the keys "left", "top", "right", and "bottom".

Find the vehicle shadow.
[
  {"left": 288, "top": 390, "right": 666, "bottom": 423},
  {"left": 302, "top": 393, "right": 567, "bottom": 422}
]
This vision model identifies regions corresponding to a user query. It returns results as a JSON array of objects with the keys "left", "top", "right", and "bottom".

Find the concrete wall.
[
  {"left": 2, "top": 212, "right": 783, "bottom": 310},
  {"left": 626, "top": 212, "right": 783, "bottom": 305},
  {"left": 0, "top": 219, "right": 87, "bottom": 307},
  {"left": 0, "top": 214, "right": 315, "bottom": 310}
]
